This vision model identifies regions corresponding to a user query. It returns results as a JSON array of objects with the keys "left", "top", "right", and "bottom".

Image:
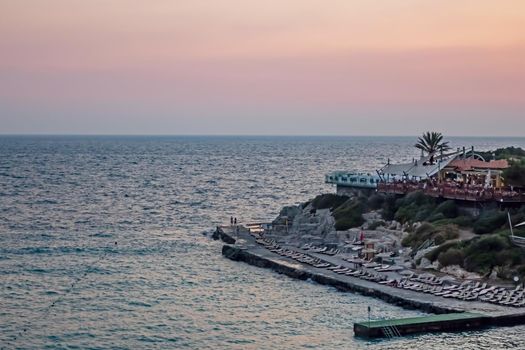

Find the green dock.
[{"left": 354, "top": 312, "right": 491, "bottom": 338}]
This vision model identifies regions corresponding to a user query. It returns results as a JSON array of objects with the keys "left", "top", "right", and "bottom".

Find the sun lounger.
[
  {"left": 363, "top": 262, "right": 380, "bottom": 268},
  {"left": 333, "top": 267, "right": 349, "bottom": 273}
]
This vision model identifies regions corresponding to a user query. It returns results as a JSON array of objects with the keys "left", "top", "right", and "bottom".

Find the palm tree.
[{"left": 415, "top": 132, "right": 450, "bottom": 162}]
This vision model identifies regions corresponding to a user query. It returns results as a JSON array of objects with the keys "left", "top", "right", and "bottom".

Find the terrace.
[{"left": 377, "top": 181, "right": 525, "bottom": 203}]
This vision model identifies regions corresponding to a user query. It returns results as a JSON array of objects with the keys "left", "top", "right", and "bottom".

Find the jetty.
[
  {"left": 216, "top": 225, "right": 525, "bottom": 339},
  {"left": 354, "top": 312, "right": 489, "bottom": 338}
]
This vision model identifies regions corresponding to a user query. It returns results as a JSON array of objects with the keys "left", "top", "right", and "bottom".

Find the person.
[
  {"left": 230, "top": 216, "right": 234, "bottom": 226},
  {"left": 234, "top": 217, "right": 237, "bottom": 225}
]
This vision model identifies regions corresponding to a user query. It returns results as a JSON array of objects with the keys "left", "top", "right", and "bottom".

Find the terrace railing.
[{"left": 377, "top": 182, "right": 525, "bottom": 203}]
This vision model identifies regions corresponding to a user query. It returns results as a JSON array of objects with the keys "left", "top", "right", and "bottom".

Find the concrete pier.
[{"left": 217, "top": 225, "right": 525, "bottom": 338}]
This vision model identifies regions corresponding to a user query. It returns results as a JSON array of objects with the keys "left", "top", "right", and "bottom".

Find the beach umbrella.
[{"left": 484, "top": 169, "right": 492, "bottom": 188}]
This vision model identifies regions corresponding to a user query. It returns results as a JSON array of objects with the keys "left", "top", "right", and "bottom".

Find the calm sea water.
[{"left": 1, "top": 135, "right": 525, "bottom": 350}]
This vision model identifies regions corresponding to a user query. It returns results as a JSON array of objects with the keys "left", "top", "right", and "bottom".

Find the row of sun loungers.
[
  {"left": 396, "top": 279, "right": 525, "bottom": 307},
  {"left": 256, "top": 238, "right": 331, "bottom": 268},
  {"left": 254, "top": 235, "right": 524, "bottom": 308},
  {"left": 301, "top": 244, "right": 340, "bottom": 256}
]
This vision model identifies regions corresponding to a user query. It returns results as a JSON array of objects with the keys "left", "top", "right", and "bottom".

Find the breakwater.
[
  {"left": 218, "top": 226, "right": 525, "bottom": 338},
  {"left": 222, "top": 243, "right": 457, "bottom": 314}
]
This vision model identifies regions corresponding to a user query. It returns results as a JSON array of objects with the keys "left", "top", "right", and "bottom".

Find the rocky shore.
[{"left": 265, "top": 192, "right": 525, "bottom": 284}]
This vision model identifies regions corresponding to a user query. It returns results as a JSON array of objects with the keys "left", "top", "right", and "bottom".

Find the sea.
[{"left": 1, "top": 135, "right": 525, "bottom": 350}]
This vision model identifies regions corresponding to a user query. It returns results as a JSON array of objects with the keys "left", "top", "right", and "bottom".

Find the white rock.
[{"left": 440, "top": 265, "right": 481, "bottom": 280}]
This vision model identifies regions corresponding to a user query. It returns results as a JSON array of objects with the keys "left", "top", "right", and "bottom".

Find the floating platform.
[{"left": 354, "top": 312, "right": 490, "bottom": 338}]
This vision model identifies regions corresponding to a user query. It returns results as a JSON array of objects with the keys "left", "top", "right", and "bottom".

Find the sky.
[{"left": 1, "top": 1, "right": 524, "bottom": 136}]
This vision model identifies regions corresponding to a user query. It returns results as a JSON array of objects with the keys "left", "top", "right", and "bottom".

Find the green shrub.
[
  {"left": 402, "top": 223, "right": 459, "bottom": 249},
  {"left": 333, "top": 199, "right": 365, "bottom": 230},
  {"left": 478, "top": 146, "right": 525, "bottom": 161},
  {"left": 428, "top": 213, "right": 446, "bottom": 222},
  {"left": 502, "top": 161, "right": 525, "bottom": 187},
  {"left": 414, "top": 205, "right": 436, "bottom": 222},
  {"left": 401, "top": 234, "right": 416, "bottom": 247},
  {"left": 311, "top": 194, "right": 348, "bottom": 210},
  {"left": 460, "top": 234, "right": 521, "bottom": 275},
  {"left": 433, "top": 200, "right": 458, "bottom": 218},
  {"left": 473, "top": 210, "right": 507, "bottom": 234},
  {"left": 402, "top": 191, "right": 436, "bottom": 206},
  {"left": 402, "top": 223, "right": 434, "bottom": 248},
  {"left": 395, "top": 203, "right": 435, "bottom": 223},
  {"left": 466, "top": 234, "right": 510, "bottom": 254},
  {"left": 381, "top": 194, "right": 398, "bottom": 221},
  {"left": 425, "top": 241, "right": 461, "bottom": 262},
  {"left": 451, "top": 216, "right": 474, "bottom": 227},
  {"left": 432, "top": 215, "right": 474, "bottom": 227},
  {"left": 394, "top": 205, "right": 416, "bottom": 223},
  {"left": 432, "top": 216, "right": 474, "bottom": 228},
  {"left": 496, "top": 248, "right": 525, "bottom": 266},
  {"left": 438, "top": 224, "right": 460, "bottom": 241},
  {"left": 416, "top": 222, "right": 435, "bottom": 235},
  {"left": 385, "top": 191, "right": 439, "bottom": 224},
  {"left": 438, "top": 248, "right": 465, "bottom": 267},
  {"left": 434, "top": 233, "right": 445, "bottom": 245},
  {"left": 464, "top": 252, "right": 497, "bottom": 273},
  {"left": 367, "top": 194, "right": 385, "bottom": 210},
  {"left": 335, "top": 216, "right": 364, "bottom": 230}
]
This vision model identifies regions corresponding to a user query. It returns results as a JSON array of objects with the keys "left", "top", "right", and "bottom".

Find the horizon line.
[{"left": 0, "top": 133, "right": 524, "bottom": 138}]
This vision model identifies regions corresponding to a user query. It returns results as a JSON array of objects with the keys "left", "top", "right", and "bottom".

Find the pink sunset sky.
[{"left": 1, "top": 1, "right": 524, "bottom": 135}]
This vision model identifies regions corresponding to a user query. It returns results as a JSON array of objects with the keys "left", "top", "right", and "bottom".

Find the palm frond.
[{"left": 414, "top": 131, "right": 450, "bottom": 159}]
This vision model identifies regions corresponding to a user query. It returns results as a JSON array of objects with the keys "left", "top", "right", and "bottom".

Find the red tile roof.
[{"left": 448, "top": 158, "right": 509, "bottom": 172}]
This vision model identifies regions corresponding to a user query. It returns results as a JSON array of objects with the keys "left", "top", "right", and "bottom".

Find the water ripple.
[{"left": 1, "top": 135, "right": 525, "bottom": 349}]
